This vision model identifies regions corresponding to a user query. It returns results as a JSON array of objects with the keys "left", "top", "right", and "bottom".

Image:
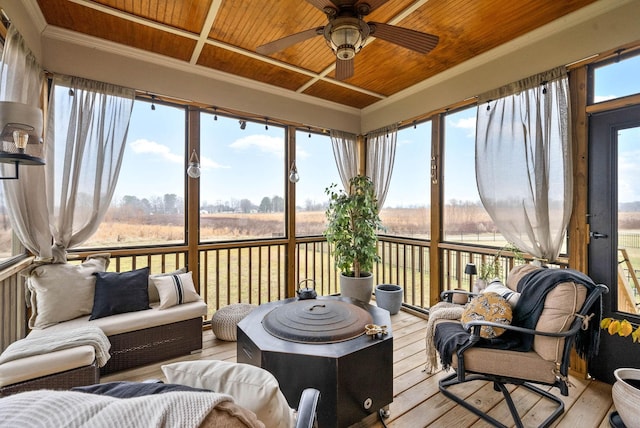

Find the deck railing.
[
  {"left": 0, "top": 237, "right": 550, "bottom": 351},
  {"left": 0, "top": 257, "right": 32, "bottom": 352}
]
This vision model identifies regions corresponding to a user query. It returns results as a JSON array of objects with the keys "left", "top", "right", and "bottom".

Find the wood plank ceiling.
[{"left": 35, "top": 0, "right": 598, "bottom": 109}]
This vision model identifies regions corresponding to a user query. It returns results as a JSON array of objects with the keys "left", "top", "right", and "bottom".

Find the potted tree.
[{"left": 325, "top": 175, "right": 384, "bottom": 303}]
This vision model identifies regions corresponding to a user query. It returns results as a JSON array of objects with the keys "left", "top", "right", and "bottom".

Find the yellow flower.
[
  {"left": 608, "top": 319, "right": 621, "bottom": 335},
  {"left": 601, "top": 317, "right": 640, "bottom": 342},
  {"left": 619, "top": 320, "right": 633, "bottom": 337},
  {"left": 601, "top": 317, "right": 612, "bottom": 329}
]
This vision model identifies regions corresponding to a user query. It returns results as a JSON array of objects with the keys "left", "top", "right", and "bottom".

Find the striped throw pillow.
[{"left": 154, "top": 271, "right": 201, "bottom": 309}]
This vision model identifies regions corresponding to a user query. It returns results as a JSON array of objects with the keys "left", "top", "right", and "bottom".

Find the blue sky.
[{"left": 114, "top": 55, "right": 639, "bottom": 208}]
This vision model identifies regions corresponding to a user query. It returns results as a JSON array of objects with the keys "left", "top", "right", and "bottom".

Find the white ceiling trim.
[
  {"left": 41, "top": 25, "right": 362, "bottom": 116},
  {"left": 363, "top": 0, "right": 635, "bottom": 117},
  {"left": 58, "top": 0, "right": 386, "bottom": 101},
  {"left": 189, "top": 0, "right": 222, "bottom": 65}
]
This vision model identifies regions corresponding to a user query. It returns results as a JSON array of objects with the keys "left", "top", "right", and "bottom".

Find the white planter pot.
[
  {"left": 612, "top": 367, "right": 640, "bottom": 428},
  {"left": 340, "top": 273, "right": 373, "bottom": 303},
  {"left": 375, "top": 284, "right": 403, "bottom": 314}
]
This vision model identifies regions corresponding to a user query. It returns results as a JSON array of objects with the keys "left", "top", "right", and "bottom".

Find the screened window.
[
  {"left": 295, "top": 130, "right": 338, "bottom": 236},
  {"left": 592, "top": 51, "right": 640, "bottom": 103},
  {"left": 0, "top": 185, "right": 21, "bottom": 264},
  {"left": 379, "top": 121, "right": 431, "bottom": 238},
  {"left": 0, "top": 20, "right": 26, "bottom": 265},
  {"left": 83, "top": 99, "right": 187, "bottom": 247},
  {"left": 200, "top": 113, "right": 286, "bottom": 241},
  {"left": 443, "top": 106, "right": 503, "bottom": 246}
]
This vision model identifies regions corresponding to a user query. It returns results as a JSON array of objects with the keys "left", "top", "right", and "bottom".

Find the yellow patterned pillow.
[{"left": 461, "top": 292, "right": 513, "bottom": 338}]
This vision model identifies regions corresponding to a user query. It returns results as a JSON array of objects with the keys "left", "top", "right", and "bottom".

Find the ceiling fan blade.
[
  {"left": 256, "top": 27, "right": 323, "bottom": 55},
  {"left": 368, "top": 22, "right": 439, "bottom": 54},
  {"left": 335, "top": 58, "right": 354, "bottom": 81},
  {"left": 355, "top": 0, "right": 388, "bottom": 14}
]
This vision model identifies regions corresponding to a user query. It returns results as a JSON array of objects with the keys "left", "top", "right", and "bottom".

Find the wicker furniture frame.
[
  {"left": 0, "top": 360, "right": 99, "bottom": 397},
  {"left": 100, "top": 317, "right": 203, "bottom": 375}
]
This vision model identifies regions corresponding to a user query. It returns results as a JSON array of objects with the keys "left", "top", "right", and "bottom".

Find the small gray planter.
[{"left": 375, "top": 284, "right": 403, "bottom": 314}]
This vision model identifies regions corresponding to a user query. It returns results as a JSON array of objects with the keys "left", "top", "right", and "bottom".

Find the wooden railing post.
[
  {"left": 429, "top": 114, "right": 444, "bottom": 307},
  {"left": 286, "top": 127, "right": 297, "bottom": 298},
  {"left": 187, "top": 107, "right": 201, "bottom": 293}
]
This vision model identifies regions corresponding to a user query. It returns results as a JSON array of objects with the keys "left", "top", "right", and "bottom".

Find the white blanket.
[
  {"left": 0, "top": 390, "right": 233, "bottom": 428},
  {"left": 0, "top": 326, "right": 111, "bottom": 367},
  {"left": 424, "top": 302, "right": 465, "bottom": 374}
]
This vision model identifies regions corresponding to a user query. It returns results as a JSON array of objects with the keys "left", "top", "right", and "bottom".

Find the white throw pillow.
[
  {"left": 482, "top": 280, "right": 520, "bottom": 308},
  {"left": 162, "top": 360, "right": 295, "bottom": 428},
  {"left": 153, "top": 271, "right": 200, "bottom": 309},
  {"left": 25, "top": 254, "right": 110, "bottom": 329},
  {"left": 148, "top": 267, "right": 187, "bottom": 303}
]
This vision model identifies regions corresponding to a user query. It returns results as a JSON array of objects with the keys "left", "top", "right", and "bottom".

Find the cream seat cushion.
[
  {"left": 27, "top": 300, "right": 207, "bottom": 338},
  {"left": 162, "top": 360, "right": 295, "bottom": 428},
  {"left": 0, "top": 345, "right": 95, "bottom": 388}
]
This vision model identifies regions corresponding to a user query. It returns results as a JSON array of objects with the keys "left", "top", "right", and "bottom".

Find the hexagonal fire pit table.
[{"left": 237, "top": 295, "right": 393, "bottom": 428}]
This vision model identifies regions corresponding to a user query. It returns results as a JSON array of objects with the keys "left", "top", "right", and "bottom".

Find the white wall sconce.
[
  {"left": 0, "top": 101, "right": 45, "bottom": 179},
  {"left": 186, "top": 149, "right": 201, "bottom": 179},
  {"left": 289, "top": 160, "right": 299, "bottom": 183}
]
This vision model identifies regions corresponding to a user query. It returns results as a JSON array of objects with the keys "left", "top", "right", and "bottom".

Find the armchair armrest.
[
  {"left": 463, "top": 319, "right": 582, "bottom": 340},
  {"left": 295, "top": 388, "right": 320, "bottom": 428},
  {"left": 441, "top": 289, "right": 478, "bottom": 304}
]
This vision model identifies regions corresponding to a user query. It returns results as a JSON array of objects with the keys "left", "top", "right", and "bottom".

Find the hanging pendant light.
[{"left": 0, "top": 101, "right": 45, "bottom": 180}]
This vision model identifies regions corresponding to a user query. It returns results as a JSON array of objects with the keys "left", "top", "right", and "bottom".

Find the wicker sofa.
[{"left": 0, "top": 256, "right": 207, "bottom": 396}]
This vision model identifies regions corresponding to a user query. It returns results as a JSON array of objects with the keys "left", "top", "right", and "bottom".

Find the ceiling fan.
[{"left": 256, "top": 0, "right": 439, "bottom": 81}]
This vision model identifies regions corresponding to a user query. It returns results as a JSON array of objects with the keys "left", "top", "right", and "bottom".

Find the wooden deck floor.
[{"left": 102, "top": 309, "right": 615, "bottom": 428}]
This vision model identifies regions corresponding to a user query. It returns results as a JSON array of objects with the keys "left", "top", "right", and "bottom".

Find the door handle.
[{"left": 590, "top": 231, "right": 608, "bottom": 239}]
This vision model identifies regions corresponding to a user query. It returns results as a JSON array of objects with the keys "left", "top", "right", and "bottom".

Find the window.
[
  {"left": 295, "top": 130, "right": 339, "bottom": 236},
  {"left": 592, "top": 50, "right": 640, "bottom": 103},
  {"left": 200, "top": 113, "right": 286, "bottom": 241},
  {"left": 379, "top": 121, "right": 431, "bottom": 238},
  {"left": 443, "top": 106, "right": 502, "bottom": 246},
  {"left": 83, "top": 99, "right": 187, "bottom": 247},
  {"left": 0, "top": 185, "right": 23, "bottom": 265}
]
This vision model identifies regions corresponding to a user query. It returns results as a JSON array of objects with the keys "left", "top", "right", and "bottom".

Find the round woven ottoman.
[{"left": 211, "top": 303, "right": 257, "bottom": 341}]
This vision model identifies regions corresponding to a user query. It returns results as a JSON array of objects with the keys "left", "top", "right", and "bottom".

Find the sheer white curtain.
[
  {"left": 330, "top": 129, "right": 358, "bottom": 191},
  {"left": 0, "top": 26, "right": 51, "bottom": 256},
  {"left": 47, "top": 75, "right": 135, "bottom": 262},
  {"left": 366, "top": 124, "right": 397, "bottom": 208},
  {"left": 475, "top": 66, "right": 571, "bottom": 262}
]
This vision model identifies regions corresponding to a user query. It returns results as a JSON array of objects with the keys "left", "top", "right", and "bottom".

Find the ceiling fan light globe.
[
  {"left": 331, "top": 24, "right": 361, "bottom": 47},
  {"left": 336, "top": 46, "right": 356, "bottom": 60}
]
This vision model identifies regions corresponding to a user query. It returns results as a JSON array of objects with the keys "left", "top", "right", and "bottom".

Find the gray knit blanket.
[
  {"left": 424, "top": 302, "right": 465, "bottom": 374},
  {"left": 0, "top": 326, "right": 111, "bottom": 367},
  {"left": 0, "top": 390, "right": 232, "bottom": 428}
]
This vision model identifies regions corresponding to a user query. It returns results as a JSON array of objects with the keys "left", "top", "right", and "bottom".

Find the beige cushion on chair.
[
  {"left": 533, "top": 281, "right": 586, "bottom": 361},
  {"left": 451, "top": 347, "right": 558, "bottom": 385},
  {"left": 505, "top": 263, "right": 540, "bottom": 291}
]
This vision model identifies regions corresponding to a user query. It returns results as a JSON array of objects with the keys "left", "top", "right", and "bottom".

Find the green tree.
[{"left": 259, "top": 196, "right": 272, "bottom": 212}]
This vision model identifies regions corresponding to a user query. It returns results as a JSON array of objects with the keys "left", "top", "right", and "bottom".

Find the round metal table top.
[{"left": 262, "top": 298, "right": 373, "bottom": 343}]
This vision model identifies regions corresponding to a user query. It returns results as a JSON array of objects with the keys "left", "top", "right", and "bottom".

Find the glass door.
[{"left": 588, "top": 105, "right": 640, "bottom": 383}]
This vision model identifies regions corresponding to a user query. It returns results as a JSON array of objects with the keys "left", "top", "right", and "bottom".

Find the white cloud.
[
  {"left": 453, "top": 117, "right": 477, "bottom": 137},
  {"left": 130, "top": 139, "right": 182, "bottom": 164},
  {"left": 130, "top": 138, "right": 229, "bottom": 169},
  {"left": 229, "top": 135, "right": 284, "bottom": 158},
  {"left": 200, "top": 155, "right": 229, "bottom": 169},
  {"left": 297, "top": 149, "right": 310, "bottom": 159}
]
